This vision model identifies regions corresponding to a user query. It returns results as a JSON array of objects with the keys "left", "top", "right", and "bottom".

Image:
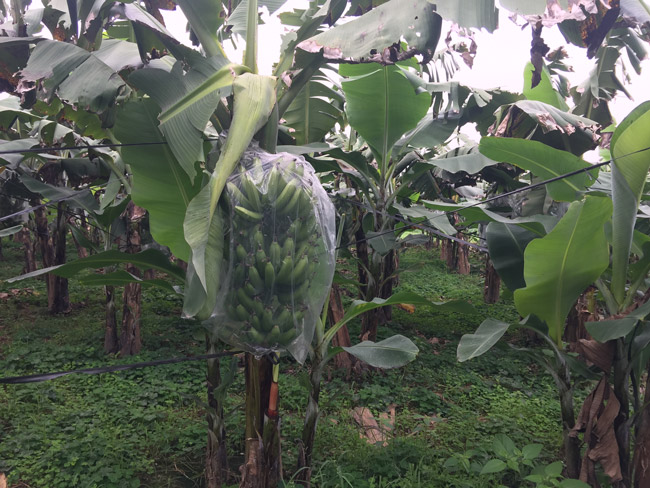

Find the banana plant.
[{"left": 458, "top": 101, "right": 650, "bottom": 486}]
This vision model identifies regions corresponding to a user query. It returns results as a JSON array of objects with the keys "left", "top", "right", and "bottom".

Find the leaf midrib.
[
  {"left": 495, "top": 145, "right": 583, "bottom": 192},
  {"left": 143, "top": 105, "right": 191, "bottom": 208}
]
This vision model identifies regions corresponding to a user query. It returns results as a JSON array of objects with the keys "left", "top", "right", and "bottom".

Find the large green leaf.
[
  {"left": 621, "top": 0, "right": 650, "bottom": 24},
  {"left": 427, "top": 0, "right": 498, "bottom": 32},
  {"left": 486, "top": 222, "right": 538, "bottom": 292},
  {"left": 184, "top": 74, "right": 276, "bottom": 298},
  {"left": 129, "top": 60, "right": 246, "bottom": 180},
  {"left": 610, "top": 102, "right": 650, "bottom": 305},
  {"left": 421, "top": 200, "right": 555, "bottom": 236},
  {"left": 298, "top": 0, "right": 441, "bottom": 63},
  {"left": 323, "top": 291, "right": 475, "bottom": 344},
  {"left": 499, "top": 0, "right": 546, "bottom": 15},
  {"left": 570, "top": 47, "right": 621, "bottom": 127},
  {"left": 457, "top": 318, "right": 510, "bottom": 362},
  {"left": 427, "top": 144, "right": 497, "bottom": 175},
  {"left": 19, "top": 40, "right": 132, "bottom": 113},
  {"left": 340, "top": 63, "right": 431, "bottom": 166},
  {"left": 0, "top": 225, "right": 23, "bottom": 237},
  {"left": 341, "top": 335, "right": 419, "bottom": 368},
  {"left": 175, "top": 0, "right": 225, "bottom": 58},
  {"left": 586, "top": 298, "right": 650, "bottom": 342},
  {"left": 523, "top": 62, "right": 569, "bottom": 111},
  {"left": 182, "top": 207, "right": 224, "bottom": 319},
  {"left": 479, "top": 138, "right": 597, "bottom": 202},
  {"left": 0, "top": 138, "right": 40, "bottom": 167},
  {"left": 393, "top": 112, "right": 460, "bottom": 155},
  {"left": 275, "top": 0, "right": 347, "bottom": 77},
  {"left": 395, "top": 204, "right": 458, "bottom": 236},
  {"left": 283, "top": 71, "right": 343, "bottom": 145},
  {"left": 114, "top": 98, "right": 202, "bottom": 262},
  {"left": 514, "top": 196, "right": 612, "bottom": 344},
  {"left": 20, "top": 175, "right": 98, "bottom": 213},
  {"left": 227, "top": 0, "right": 288, "bottom": 35},
  {"left": 78, "top": 271, "right": 178, "bottom": 293},
  {"left": 492, "top": 100, "right": 598, "bottom": 155},
  {"left": 6, "top": 249, "right": 185, "bottom": 283}
]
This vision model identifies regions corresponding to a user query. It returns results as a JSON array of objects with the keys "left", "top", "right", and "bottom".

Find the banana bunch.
[{"left": 223, "top": 158, "right": 325, "bottom": 350}]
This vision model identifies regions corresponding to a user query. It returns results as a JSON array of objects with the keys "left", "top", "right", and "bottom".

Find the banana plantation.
[{"left": 2, "top": 0, "right": 650, "bottom": 487}]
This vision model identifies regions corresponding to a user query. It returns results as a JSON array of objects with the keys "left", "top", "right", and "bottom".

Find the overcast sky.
[{"left": 162, "top": 0, "right": 650, "bottom": 126}]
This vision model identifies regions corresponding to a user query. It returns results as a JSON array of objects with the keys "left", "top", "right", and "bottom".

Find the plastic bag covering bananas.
[{"left": 212, "top": 149, "right": 335, "bottom": 364}]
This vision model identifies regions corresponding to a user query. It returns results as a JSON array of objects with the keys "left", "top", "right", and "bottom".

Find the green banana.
[
  {"left": 290, "top": 255, "right": 310, "bottom": 285},
  {"left": 279, "top": 328, "right": 297, "bottom": 344},
  {"left": 234, "top": 205, "right": 263, "bottom": 223},
  {"left": 264, "top": 261, "right": 276, "bottom": 290},
  {"left": 247, "top": 327, "right": 265, "bottom": 344},
  {"left": 248, "top": 266, "right": 265, "bottom": 290},
  {"left": 266, "top": 325, "right": 282, "bottom": 345},
  {"left": 233, "top": 265, "right": 246, "bottom": 286},
  {"left": 223, "top": 158, "right": 329, "bottom": 351},
  {"left": 274, "top": 308, "right": 292, "bottom": 331},
  {"left": 261, "top": 309, "right": 274, "bottom": 332},
  {"left": 255, "top": 249, "right": 268, "bottom": 275},
  {"left": 236, "top": 287, "right": 256, "bottom": 311},
  {"left": 266, "top": 166, "right": 285, "bottom": 201},
  {"left": 227, "top": 182, "right": 252, "bottom": 209},
  {"left": 279, "top": 187, "right": 302, "bottom": 217},
  {"left": 274, "top": 179, "right": 298, "bottom": 209},
  {"left": 282, "top": 237, "right": 295, "bottom": 259},
  {"left": 269, "top": 241, "right": 282, "bottom": 269},
  {"left": 235, "top": 304, "right": 249, "bottom": 322},
  {"left": 244, "top": 282, "right": 258, "bottom": 298},
  {"left": 241, "top": 175, "right": 262, "bottom": 213},
  {"left": 275, "top": 256, "right": 294, "bottom": 284},
  {"left": 235, "top": 244, "right": 247, "bottom": 262},
  {"left": 253, "top": 229, "right": 265, "bottom": 249}
]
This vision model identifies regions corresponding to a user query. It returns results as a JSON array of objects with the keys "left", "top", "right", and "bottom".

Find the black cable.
[
  {"left": 338, "top": 197, "right": 488, "bottom": 252},
  {"left": 2, "top": 191, "right": 120, "bottom": 241},
  {"left": 337, "top": 153, "right": 628, "bottom": 251},
  {"left": 0, "top": 351, "right": 239, "bottom": 384},
  {"left": 0, "top": 189, "right": 100, "bottom": 223},
  {"left": 0, "top": 138, "right": 222, "bottom": 156}
]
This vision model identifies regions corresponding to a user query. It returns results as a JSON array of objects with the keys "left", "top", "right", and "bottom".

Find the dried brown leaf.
[
  {"left": 571, "top": 377, "right": 622, "bottom": 485},
  {"left": 576, "top": 339, "right": 615, "bottom": 372}
]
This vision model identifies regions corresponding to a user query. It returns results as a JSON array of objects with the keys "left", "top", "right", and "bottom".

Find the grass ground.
[{"left": 0, "top": 238, "right": 582, "bottom": 487}]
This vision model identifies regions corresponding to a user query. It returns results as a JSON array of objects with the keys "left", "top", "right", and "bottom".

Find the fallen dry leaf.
[
  {"left": 352, "top": 406, "right": 395, "bottom": 447},
  {"left": 396, "top": 303, "right": 415, "bottom": 314}
]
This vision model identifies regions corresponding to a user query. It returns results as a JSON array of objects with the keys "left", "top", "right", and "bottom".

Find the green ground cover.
[{"left": 0, "top": 239, "right": 583, "bottom": 487}]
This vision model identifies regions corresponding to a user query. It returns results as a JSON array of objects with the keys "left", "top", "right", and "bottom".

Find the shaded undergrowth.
[{"left": 0, "top": 240, "right": 578, "bottom": 487}]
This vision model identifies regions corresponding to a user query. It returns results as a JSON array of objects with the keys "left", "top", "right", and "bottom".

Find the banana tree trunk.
[
  {"left": 483, "top": 256, "right": 501, "bottom": 304},
  {"left": 355, "top": 225, "right": 369, "bottom": 299},
  {"left": 360, "top": 250, "right": 395, "bottom": 342},
  {"left": 295, "top": 352, "right": 322, "bottom": 487},
  {"left": 613, "top": 339, "right": 632, "bottom": 487},
  {"left": 328, "top": 284, "right": 354, "bottom": 373},
  {"left": 34, "top": 202, "right": 69, "bottom": 314},
  {"left": 555, "top": 362, "right": 581, "bottom": 479},
  {"left": 206, "top": 339, "right": 228, "bottom": 488},
  {"left": 119, "top": 203, "right": 142, "bottom": 357},
  {"left": 104, "top": 285, "right": 119, "bottom": 354},
  {"left": 241, "top": 354, "right": 280, "bottom": 488},
  {"left": 14, "top": 227, "right": 37, "bottom": 274},
  {"left": 633, "top": 362, "right": 650, "bottom": 488}
]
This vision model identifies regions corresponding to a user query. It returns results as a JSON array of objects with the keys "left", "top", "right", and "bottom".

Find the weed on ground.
[{"left": 0, "top": 240, "right": 577, "bottom": 487}]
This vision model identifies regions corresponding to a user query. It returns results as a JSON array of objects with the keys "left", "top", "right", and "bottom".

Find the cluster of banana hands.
[{"left": 220, "top": 157, "right": 328, "bottom": 350}]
